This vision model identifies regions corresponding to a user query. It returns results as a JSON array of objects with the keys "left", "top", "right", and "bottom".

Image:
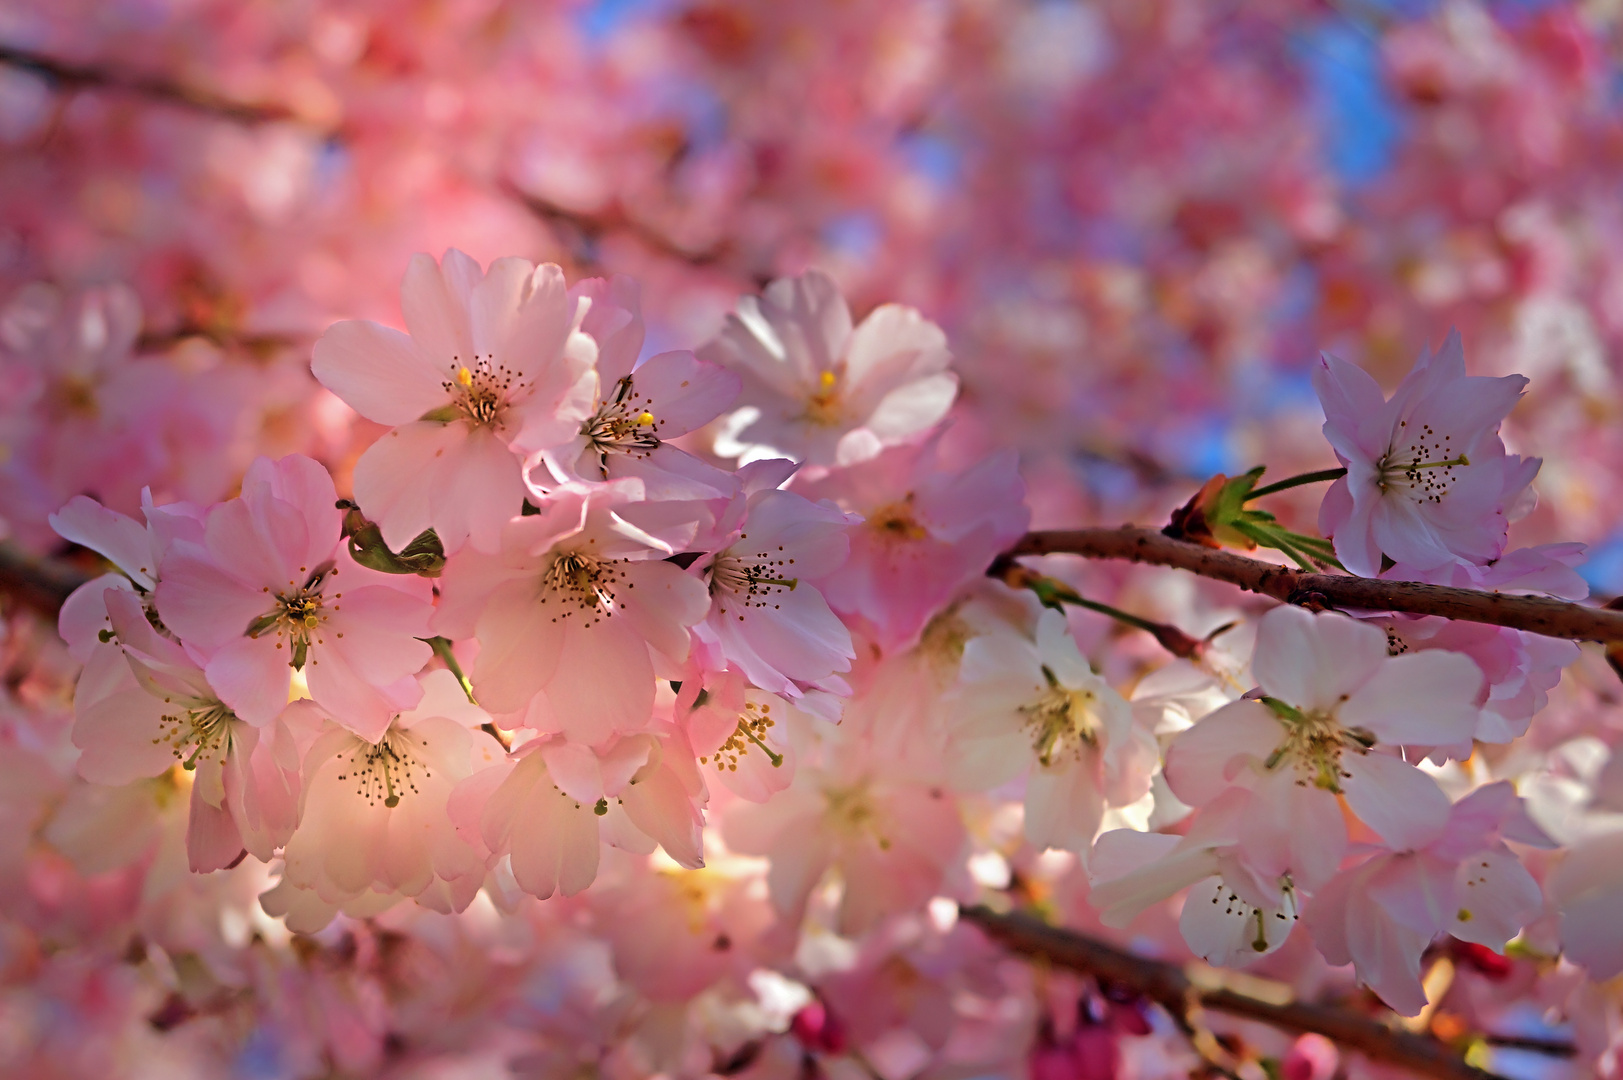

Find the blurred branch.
[
  {"left": 1479, "top": 1033, "right": 1575, "bottom": 1057},
  {"left": 135, "top": 324, "right": 304, "bottom": 356},
  {"left": 962, "top": 905, "right": 1504, "bottom": 1080},
  {"left": 503, "top": 181, "right": 762, "bottom": 282},
  {"left": 0, "top": 43, "right": 298, "bottom": 126},
  {"left": 1007, "top": 527, "right": 1623, "bottom": 643},
  {"left": 0, "top": 545, "right": 90, "bottom": 616}
]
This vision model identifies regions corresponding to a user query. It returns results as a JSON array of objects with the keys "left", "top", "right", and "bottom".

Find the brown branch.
[
  {"left": 0, "top": 546, "right": 91, "bottom": 616},
  {"left": 1008, "top": 527, "right": 1623, "bottom": 643},
  {"left": 135, "top": 325, "right": 304, "bottom": 356},
  {"left": 961, "top": 906, "right": 1504, "bottom": 1080},
  {"left": 0, "top": 43, "right": 297, "bottom": 126}
]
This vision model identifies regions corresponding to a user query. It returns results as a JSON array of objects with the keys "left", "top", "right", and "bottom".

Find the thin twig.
[
  {"left": 989, "top": 556, "right": 1208, "bottom": 659},
  {"left": 0, "top": 43, "right": 299, "bottom": 126},
  {"left": 961, "top": 906, "right": 1503, "bottom": 1080},
  {"left": 1008, "top": 527, "right": 1623, "bottom": 643}
]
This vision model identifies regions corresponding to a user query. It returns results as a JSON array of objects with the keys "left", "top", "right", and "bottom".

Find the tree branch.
[
  {"left": 961, "top": 905, "right": 1503, "bottom": 1080},
  {"left": 0, "top": 546, "right": 91, "bottom": 616},
  {"left": 503, "top": 181, "right": 771, "bottom": 285},
  {"left": 1008, "top": 527, "right": 1623, "bottom": 643},
  {"left": 0, "top": 43, "right": 297, "bottom": 126}
]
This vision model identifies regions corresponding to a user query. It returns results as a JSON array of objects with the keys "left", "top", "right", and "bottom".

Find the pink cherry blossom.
[
  {"left": 678, "top": 669, "right": 798, "bottom": 803},
  {"left": 722, "top": 761, "right": 966, "bottom": 936},
  {"left": 1163, "top": 605, "right": 1482, "bottom": 878},
  {"left": 1314, "top": 331, "right": 1538, "bottom": 576},
  {"left": 532, "top": 275, "right": 741, "bottom": 500},
  {"left": 311, "top": 250, "right": 598, "bottom": 554},
  {"left": 154, "top": 455, "right": 434, "bottom": 738},
  {"left": 1088, "top": 794, "right": 1303, "bottom": 966},
  {"left": 1305, "top": 782, "right": 1552, "bottom": 1015},
  {"left": 691, "top": 484, "right": 857, "bottom": 704},
  {"left": 71, "top": 588, "right": 302, "bottom": 872},
  {"left": 793, "top": 438, "right": 1029, "bottom": 651},
  {"left": 431, "top": 481, "right": 709, "bottom": 742},
  {"left": 947, "top": 611, "right": 1156, "bottom": 857},
  {"left": 448, "top": 725, "right": 704, "bottom": 901},
  {"left": 50, "top": 491, "right": 205, "bottom": 662},
  {"left": 699, "top": 269, "right": 958, "bottom": 468},
  {"left": 272, "top": 671, "right": 505, "bottom": 929}
]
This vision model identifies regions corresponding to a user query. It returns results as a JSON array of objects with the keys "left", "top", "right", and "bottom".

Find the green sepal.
[{"left": 345, "top": 515, "right": 446, "bottom": 577}]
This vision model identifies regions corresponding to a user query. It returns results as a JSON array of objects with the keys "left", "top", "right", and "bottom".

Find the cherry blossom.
[
  {"left": 1089, "top": 789, "right": 1306, "bottom": 966},
  {"left": 700, "top": 270, "right": 958, "bottom": 468},
  {"left": 311, "top": 250, "right": 598, "bottom": 554},
  {"left": 9, "top": 7, "right": 1623, "bottom": 1065},
  {"left": 1304, "top": 782, "right": 1551, "bottom": 1015},
  {"left": 432, "top": 481, "right": 709, "bottom": 741},
  {"left": 1314, "top": 332, "right": 1538, "bottom": 576},
  {"left": 1163, "top": 604, "right": 1483, "bottom": 879},
  {"left": 50, "top": 491, "right": 204, "bottom": 662},
  {"left": 270, "top": 671, "right": 505, "bottom": 929},
  {"left": 72, "top": 588, "right": 300, "bottom": 872},
  {"left": 947, "top": 610, "right": 1155, "bottom": 857},
  {"left": 691, "top": 481, "right": 858, "bottom": 706},
  {"left": 449, "top": 725, "right": 704, "bottom": 901},
  {"left": 793, "top": 438, "right": 1029, "bottom": 651},
  {"left": 721, "top": 732, "right": 967, "bottom": 935},
  {"left": 677, "top": 669, "right": 798, "bottom": 803},
  {"left": 154, "top": 455, "right": 435, "bottom": 738},
  {"left": 532, "top": 275, "right": 742, "bottom": 500}
]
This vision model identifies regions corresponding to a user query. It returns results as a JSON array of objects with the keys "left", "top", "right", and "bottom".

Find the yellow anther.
[
  {"left": 456, "top": 366, "right": 473, "bottom": 387},
  {"left": 818, "top": 370, "right": 837, "bottom": 390},
  {"left": 636, "top": 411, "right": 655, "bottom": 425}
]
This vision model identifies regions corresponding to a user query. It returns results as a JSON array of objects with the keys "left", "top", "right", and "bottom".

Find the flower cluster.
[
  {"left": 38, "top": 250, "right": 1600, "bottom": 1067},
  {"left": 9, "top": 1, "right": 1623, "bottom": 1059}
]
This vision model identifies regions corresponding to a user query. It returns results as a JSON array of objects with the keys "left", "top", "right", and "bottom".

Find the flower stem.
[
  {"left": 988, "top": 557, "right": 1206, "bottom": 659},
  {"left": 420, "top": 635, "right": 476, "bottom": 704},
  {"left": 1245, "top": 467, "right": 1348, "bottom": 500}
]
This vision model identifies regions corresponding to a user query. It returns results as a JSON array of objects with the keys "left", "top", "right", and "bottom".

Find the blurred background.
[
  {"left": 2, "top": 0, "right": 1621, "bottom": 585},
  {"left": 2, "top": 3, "right": 1623, "bottom": 1077}
]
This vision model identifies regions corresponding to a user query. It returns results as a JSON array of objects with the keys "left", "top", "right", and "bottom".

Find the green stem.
[
  {"left": 1034, "top": 575, "right": 1170, "bottom": 636},
  {"left": 1065, "top": 595, "right": 1173, "bottom": 637},
  {"left": 420, "top": 636, "right": 476, "bottom": 704},
  {"left": 1245, "top": 467, "right": 1348, "bottom": 500}
]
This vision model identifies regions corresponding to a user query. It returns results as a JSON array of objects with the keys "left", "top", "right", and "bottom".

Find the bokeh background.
[
  {"left": 3, "top": 0, "right": 1621, "bottom": 578},
  {"left": 2, "top": 1, "right": 1623, "bottom": 1076}
]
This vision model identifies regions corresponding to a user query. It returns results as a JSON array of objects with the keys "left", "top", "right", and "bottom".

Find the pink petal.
[
  {"left": 430, "top": 426, "right": 526, "bottom": 554},
  {"left": 1164, "top": 700, "right": 1280, "bottom": 807},
  {"left": 49, "top": 496, "right": 154, "bottom": 586},
  {"left": 186, "top": 783, "right": 245, "bottom": 873},
  {"left": 401, "top": 251, "right": 476, "bottom": 372},
  {"left": 205, "top": 636, "right": 292, "bottom": 726},
  {"left": 630, "top": 350, "right": 741, "bottom": 435},
  {"left": 1253, "top": 606, "right": 1386, "bottom": 712},
  {"left": 352, "top": 421, "right": 462, "bottom": 552},
  {"left": 311, "top": 320, "right": 446, "bottom": 426},
  {"left": 1340, "top": 651, "right": 1483, "bottom": 747},
  {"left": 1342, "top": 751, "right": 1451, "bottom": 852}
]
